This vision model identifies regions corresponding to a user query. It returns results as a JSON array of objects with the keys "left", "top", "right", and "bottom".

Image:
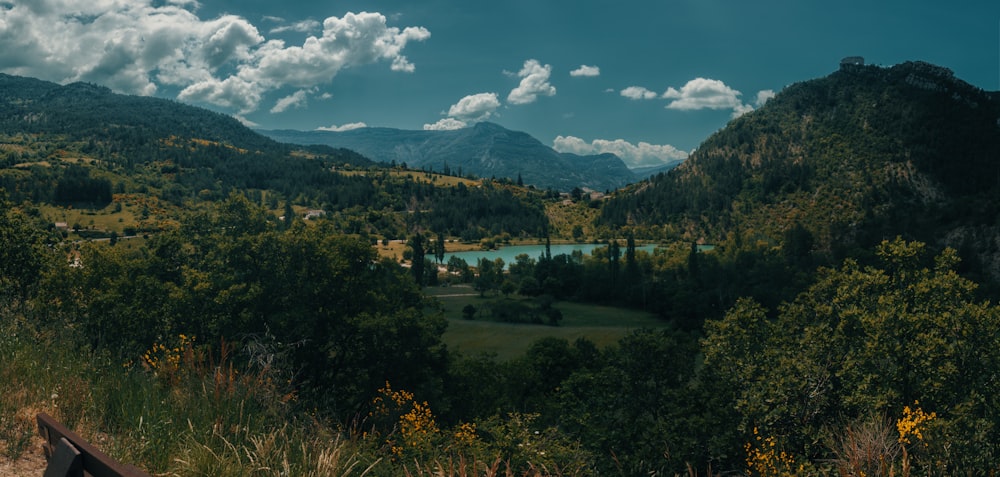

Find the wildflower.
[{"left": 897, "top": 401, "right": 935, "bottom": 446}]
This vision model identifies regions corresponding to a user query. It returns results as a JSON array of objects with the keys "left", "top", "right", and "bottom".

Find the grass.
[
  {"left": 339, "top": 169, "right": 480, "bottom": 188},
  {"left": 0, "top": 307, "right": 591, "bottom": 476},
  {"left": 426, "top": 285, "right": 667, "bottom": 360}
]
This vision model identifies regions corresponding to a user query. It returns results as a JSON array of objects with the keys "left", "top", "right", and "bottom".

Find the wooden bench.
[{"left": 36, "top": 413, "right": 150, "bottom": 477}]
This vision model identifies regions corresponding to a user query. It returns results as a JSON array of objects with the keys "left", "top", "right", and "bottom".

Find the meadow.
[{"left": 426, "top": 285, "right": 668, "bottom": 360}]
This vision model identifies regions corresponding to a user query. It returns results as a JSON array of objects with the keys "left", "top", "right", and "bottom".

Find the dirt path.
[{"left": 0, "top": 436, "right": 48, "bottom": 477}]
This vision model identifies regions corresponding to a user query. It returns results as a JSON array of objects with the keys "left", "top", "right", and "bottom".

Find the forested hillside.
[
  {"left": 602, "top": 61, "right": 1000, "bottom": 280},
  {"left": 0, "top": 74, "right": 551, "bottom": 242}
]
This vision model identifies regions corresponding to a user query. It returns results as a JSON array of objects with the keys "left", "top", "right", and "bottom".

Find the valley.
[{"left": 2, "top": 61, "right": 1000, "bottom": 475}]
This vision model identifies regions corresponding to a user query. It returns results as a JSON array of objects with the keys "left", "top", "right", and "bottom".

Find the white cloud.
[
  {"left": 423, "top": 92, "right": 498, "bottom": 131},
  {"left": 755, "top": 89, "right": 776, "bottom": 107},
  {"left": 659, "top": 77, "right": 762, "bottom": 118},
  {"left": 662, "top": 78, "right": 744, "bottom": 110},
  {"left": 553, "top": 135, "right": 689, "bottom": 168},
  {"left": 270, "top": 89, "right": 310, "bottom": 113},
  {"left": 0, "top": 3, "right": 430, "bottom": 115},
  {"left": 423, "top": 118, "right": 467, "bottom": 131},
  {"left": 317, "top": 122, "right": 367, "bottom": 132},
  {"left": 446, "top": 92, "right": 501, "bottom": 122},
  {"left": 569, "top": 65, "right": 600, "bottom": 77},
  {"left": 731, "top": 102, "right": 755, "bottom": 119},
  {"left": 507, "top": 59, "right": 556, "bottom": 105},
  {"left": 620, "top": 86, "right": 658, "bottom": 100},
  {"left": 269, "top": 19, "right": 321, "bottom": 34}
]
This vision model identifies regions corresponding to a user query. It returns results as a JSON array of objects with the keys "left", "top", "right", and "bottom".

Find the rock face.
[{"left": 261, "top": 122, "right": 641, "bottom": 191}]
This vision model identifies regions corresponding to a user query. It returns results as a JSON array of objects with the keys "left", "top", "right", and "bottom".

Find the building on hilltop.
[{"left": 840, "top": 56, "right": 865, "bottom": 68}]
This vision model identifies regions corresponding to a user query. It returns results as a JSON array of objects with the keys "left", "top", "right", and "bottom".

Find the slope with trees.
[{"left": 601, "top": 61, "right": 1000, "bottom": 280}]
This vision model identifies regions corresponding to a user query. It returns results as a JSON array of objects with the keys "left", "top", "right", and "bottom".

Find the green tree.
[
  {"left": 500, "top": 279, "right": 517, "bottom": 296},
  {"left": 434, "top": 231, "right": 446, "bottom": 264},
  {"left": 409, "top": 233, "right": 426, "bottom": 286},
  {"left": 447, "top": 255, "right": 472, "bottom": 283},
  {"left": 474, "top": 258, "right": 495, "bottom": 297},
  {"left": 41, "top": 197, "right": 448, "bottom": 418},
  {"left": 282, "top": 201, "right": 295, "bottom": 230},
  {"left": 0, "top": 203, "right": 51, "bottom": 303},
  {"left": 703, "top": 238, "right": 1000, "bottom": 469},
  {"left": 608, "top": 239, "right": 620, "bottom": 289}
]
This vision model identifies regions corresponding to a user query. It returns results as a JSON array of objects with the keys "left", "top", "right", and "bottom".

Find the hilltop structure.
[{"left": 840, "top": 56, "right": 865, "bottom": 68}]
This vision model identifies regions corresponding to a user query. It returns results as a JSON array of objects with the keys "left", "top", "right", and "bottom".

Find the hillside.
[
  {"left": 261, "top": 122, "right": 640, "bottom": 191},
  {"left": 0, "top": 74, "right": 559, "bottom": 243},
  {"left": 0, "top": 74, "right": 327, "bottom": 156},
  {"left": 601, "top": 61, "right": 1000, "bottom": 278}
]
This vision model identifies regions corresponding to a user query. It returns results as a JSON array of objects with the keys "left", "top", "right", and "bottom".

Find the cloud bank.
[
  {"left": 620, "top": 78, "right": 773, "bottom": 119},
  {"left": 0, "top": 2, "right": 429, "bottom": 115},
  {"left": 317, "top": 122, "right": 367, "bottom": 132},
  {"left": 553, "top": 135, "right": 689, "bottom": 168}
]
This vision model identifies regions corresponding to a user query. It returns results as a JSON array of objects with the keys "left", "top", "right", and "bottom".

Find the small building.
[
  {"left": 304, "top": 209, "right": 326, "bottom": 220},
  {"left": 840, "top": 56, "right": 865, "bottom": 68}
]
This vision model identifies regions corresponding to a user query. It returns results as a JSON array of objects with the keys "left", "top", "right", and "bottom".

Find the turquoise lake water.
[{"left": 431, "top": 243, "right": 659, "bottom": 268}]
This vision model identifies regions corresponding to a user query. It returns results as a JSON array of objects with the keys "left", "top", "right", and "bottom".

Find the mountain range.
[
  {"left": 0, "top": 73, "right": 651, "bottom": 192},
  {"left": 261, "top": 122, "right": 671, "bottom": 192}
]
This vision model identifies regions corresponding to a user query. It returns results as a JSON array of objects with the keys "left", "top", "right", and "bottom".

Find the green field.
[{"left": 426, "top": 285, "right": 668, "bottom": 360}]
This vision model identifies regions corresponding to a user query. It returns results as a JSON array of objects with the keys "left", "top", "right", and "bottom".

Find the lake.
[{"left": 433, "top": 242, "right": 659, "bottom": 268}]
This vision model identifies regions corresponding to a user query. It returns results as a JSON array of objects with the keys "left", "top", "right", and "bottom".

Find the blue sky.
[{"left": 1, "top": 0, "right": 997, "bottom": 166}]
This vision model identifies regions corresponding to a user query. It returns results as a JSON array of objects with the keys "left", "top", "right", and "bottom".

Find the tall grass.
[{"left": 0, "top": 310, "right": 586, "bottom": 476}]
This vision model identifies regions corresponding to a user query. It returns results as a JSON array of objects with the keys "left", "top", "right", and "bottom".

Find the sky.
[{"left": 0, "top": 0, "right": 998, "bottom": 167}]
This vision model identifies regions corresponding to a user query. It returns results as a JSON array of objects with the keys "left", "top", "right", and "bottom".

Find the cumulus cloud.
[
  {"left": 662, "top": 78, "right": 745, "bottom": 111},
  {"left": 423, "top": 92, "right": 499, "bottom": 130},
  {"left": 507, "top": 59, "right": 556, "bottom": 105},
  {"left": 0, "top": 2, "right": 430, "bottom": 115},
  {"left": 447, "top": 92, "right": 501, "bottom": 122},
  {"left": 620, "top": 86, "right": 658, "bottom": 100},
  {"left": 658, "top": 78, "right": 766, "bottom": 118},
  {"left": 569, "top": 65, "right": 600, "bottom": 77},
  {"left": 552, "top": 135, "right": 689, "bottom": 168},
  {"left": 423, "top": 118, "right": 468, "bottom": 131},
  {"left": 317, "top": 122, "right": 367, "bottom": 131}
]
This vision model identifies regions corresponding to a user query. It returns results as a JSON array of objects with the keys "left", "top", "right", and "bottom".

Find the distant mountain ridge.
[{"left": 261, "top": 122, "right": 650, "bottom": 191}]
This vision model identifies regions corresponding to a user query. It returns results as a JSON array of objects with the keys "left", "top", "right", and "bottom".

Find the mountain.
[
  {"left": 0, "top": 73, "right": 378, "bottom": 209},
  {"left": 0, "top": 73, "right": 371, "bottom": 166},
  {"left": 261, "top": 122, "right": 639, "bottom": 191},
  {"left": 601, "top": 61, "right": 1000, "bottom": 279}
]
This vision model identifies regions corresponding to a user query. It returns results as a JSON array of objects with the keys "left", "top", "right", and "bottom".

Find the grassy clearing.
[
  {"left": 427, "top": 286, "right": 667, "bottom": 360},
  {"left": 339, "top": 169, "right": 480, "bottom": 188}
]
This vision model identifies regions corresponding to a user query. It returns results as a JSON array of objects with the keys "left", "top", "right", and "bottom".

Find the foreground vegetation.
[{"left": 4, "top": 194, "right": 1000, "bottom": 475}]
